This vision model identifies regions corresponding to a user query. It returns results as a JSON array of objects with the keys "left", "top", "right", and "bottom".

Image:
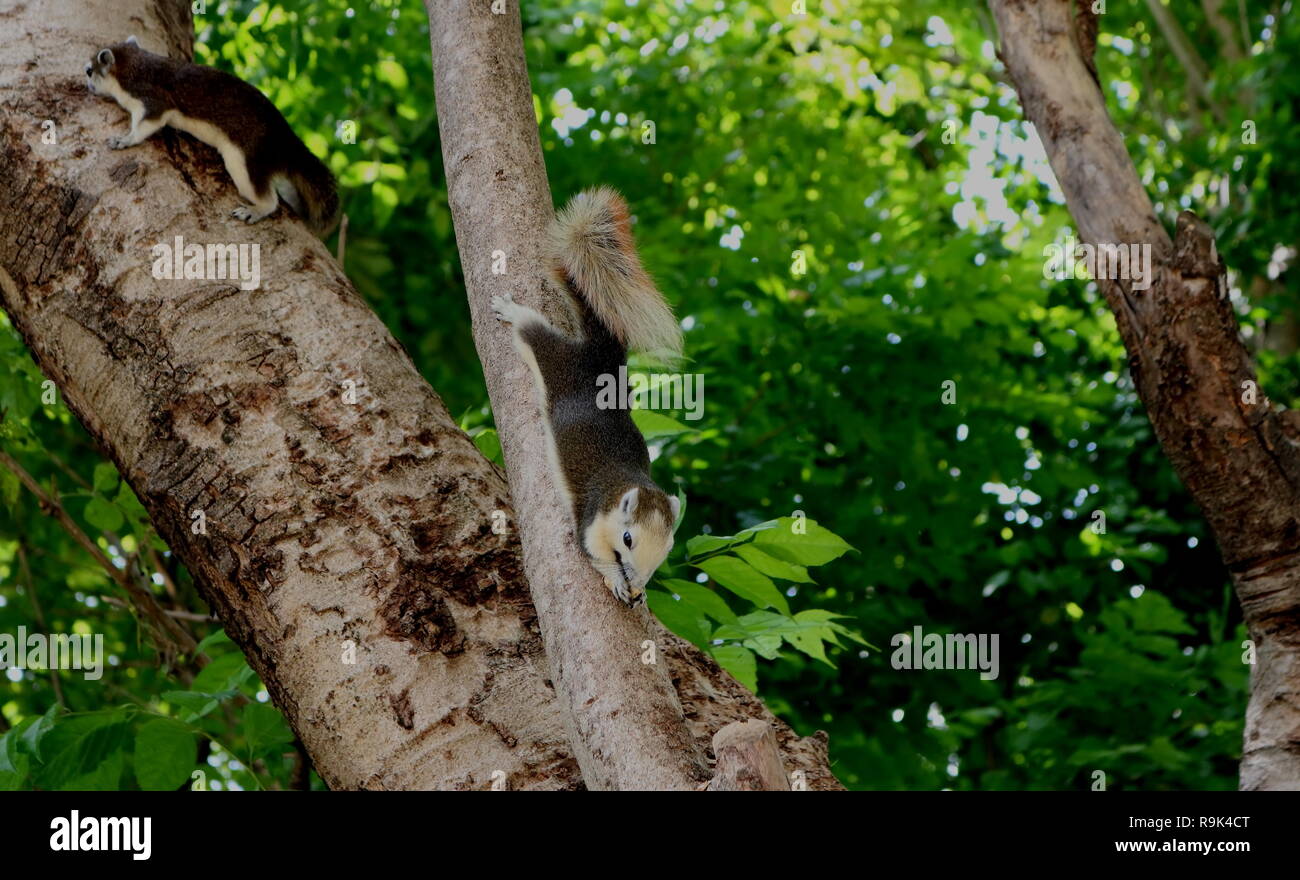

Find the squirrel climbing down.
[
  {"left": 492, "top": 187, "right": 683, "bottom": 605},
  {"left": 85, "top": 37, "right": 340, "bottom": 236}
]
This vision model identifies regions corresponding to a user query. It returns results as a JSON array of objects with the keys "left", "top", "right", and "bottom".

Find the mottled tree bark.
[
  {"left": 1, "top": 0, "right": 840, "bottom": 790},
  {"left": 991, "top": 0, "right": 1300, "bottom": 790}
]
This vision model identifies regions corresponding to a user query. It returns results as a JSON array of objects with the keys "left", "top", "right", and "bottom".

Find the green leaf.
[
  {"left": 631, "top": 409, "right": 695, "bottom": 441},
  {"left": 685, "top": 534, "right": 737, "bottom": 559},
  {"left": 712, "top": 609, "right": 860, "bottom": 667},
  {"left": 194, "top": 628, "right": 235, "bottom": 657},
  {"left": 796, "top": 609, "right": 872, "bottom": 648},
  {"left": 684, "top": 520, "right": 784, "bottom": 562},
  {"left": 710, "top": 643, "right": 758, "bottom": 692},
  {"left": 83, "top": 495, "right": 124, "bottom": 533},
  {"left": 242, "top": 702, "right": 295, "bottom": 757},
  {"left": 646, "top": 589, "right": 711, "bottom": 648},
  {"left": 191, "top": 650, "right": 254, "bottom": 694},
  {"left": 113, "top": 480, "right": 149, "bottom": 526},
  {"left": 134, "top": 718, "right": 196, "bottom": 790},
  {"left": 696, "top": 555, "right": 790, "bottom": 615},
  {"left": 782, "top": 623, "right": 833, "bottom": 667},
  {"left": 673, "top": 487, "right": 687, "bottom": 533},
  {"left": 471, "top": 427, "right": 503, "bottom": 466},
  {"left": 743, "top": 633, "right": 783, "bottom": 660},
  {"left": 0, "top": 712, "right": 39, "bottom": 789},
  {"left": 375, "top": 58, "right": 409, "bottom": 90},
  {"left": 658, "top": 578, "right": 738, "bottom": 624},
  {"left": 0, "top": 467, "right": 19, "bottom": 511},
  {"left": 35, "top": 710, "right": 131, "bottom": 790},
  {"left": 162, "top": 690, "right": 238, "bottom": 720},
  {"left": 19, "top": 703, "right": 60, "bottom": 761},
  {"left": 0, "top": 751, "right": 29, "bottom": 790},
  {"left": 734, "top": 544, "right": 814, "bottom": 583},
  {"left": 73, "top": 751, "right": 127, "bottom": 791},
  {"left": 92, "top": 461, "right": 119, "bottom": 494},
  {"left": 752, "top": 517, "right": 855, "bottom": 566},
  {"left": 0, "top": 720, "right": 33, "bottom": 783}
]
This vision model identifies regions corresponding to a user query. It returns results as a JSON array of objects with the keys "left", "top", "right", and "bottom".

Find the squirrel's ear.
[
  {"left": 668, "top": 493, "right": 681, "bottom": 524},
  {"left": 124, "top": 35, "right": 140, "bottom": 47},
  {"left": 619, "top": 487, "right": 640, "bottom": 517},
  {"left": 97, "top": 49, "right": 114, "bottom": 67}
]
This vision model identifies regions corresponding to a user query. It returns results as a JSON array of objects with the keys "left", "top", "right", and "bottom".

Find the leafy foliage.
[{"left": 653, "top": 514, "right": 865, "bottom": 688}]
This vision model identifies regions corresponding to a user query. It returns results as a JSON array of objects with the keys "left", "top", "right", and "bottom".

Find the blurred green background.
[{"left": 6, "top": 0, "right": 1295, "bottom": 789}]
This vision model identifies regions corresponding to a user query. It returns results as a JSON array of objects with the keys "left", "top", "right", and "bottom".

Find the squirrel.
[
  {"left": 492, "top": 187, "right": 683, "bottom": 606},
  {"left": 85, "top": 37, "right": 340, "bottom": 236}
]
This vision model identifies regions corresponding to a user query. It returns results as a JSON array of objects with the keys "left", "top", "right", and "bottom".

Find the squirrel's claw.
[{"left": 604, "top": 574, "right": 644, "bottom": 607}]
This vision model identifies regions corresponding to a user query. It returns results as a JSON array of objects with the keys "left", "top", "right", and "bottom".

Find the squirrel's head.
[
  {"left": 582, "top": 484, "right": 679, "bottom": 606},
  {"left": 85, "top": 36, "right": 140, "bottom": 97}
]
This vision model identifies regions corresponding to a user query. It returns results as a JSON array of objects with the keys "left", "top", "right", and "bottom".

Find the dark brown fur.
[
  {"left": 523, "top": 274, "right": 672, "bottom": 534},
  {"left": 88, "top": 42, "right": 339, "bottom": 234}
]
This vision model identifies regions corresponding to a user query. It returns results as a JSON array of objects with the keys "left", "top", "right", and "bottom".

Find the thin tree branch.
[
  {"left": 98, "top": 596, "right": 216, "bottom": 623},
  {"left": 1203, "top": 0, "right": 1245, "bottom": 61},
  {"left": 1142, "top": 0, "right": 1226, "bottom": 123},
  {"left": 0, "top": 447, "right": 197, "bottom": 661},
  {"left": 16, "top": 540, "right": 65, "bottom": 706}
]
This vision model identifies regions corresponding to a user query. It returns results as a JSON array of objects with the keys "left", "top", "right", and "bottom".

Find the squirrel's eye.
[{"left": 622, "top": 531, "right": 633, "bottom": 549}]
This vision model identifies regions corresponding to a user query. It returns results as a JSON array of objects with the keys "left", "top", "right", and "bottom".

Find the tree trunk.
[
  {"left": 0, "top": 0, "right": 840, "bottom": 790},
  {"left": 991, "top": 0, "right": 1300, "bottom": 791}
]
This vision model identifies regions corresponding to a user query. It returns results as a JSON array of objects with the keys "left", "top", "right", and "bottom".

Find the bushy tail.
[
  {"left": 547, "top": 187, "right": 683, "bottom": 363},
  {"left": 285, "top": 148, "right": 340, "bottom": 237}
]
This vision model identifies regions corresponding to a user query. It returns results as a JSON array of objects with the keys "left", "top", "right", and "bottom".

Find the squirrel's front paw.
[
  {"left": 604, "top": 574, "right": 644, "bottom": 607},
  {"left": 231, "top": 207, "right": 261, "bottom": 224},
  {"left": 107, "top": 135, "right": 133, "bottom": 150}
]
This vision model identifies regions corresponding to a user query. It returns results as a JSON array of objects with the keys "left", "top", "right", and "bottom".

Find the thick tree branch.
[
  {"left": 991, "top": 0, "right": 1300, "bottom": 790},
  {"left": 426, "top": 0, "right": 709, "bottom": 791}
]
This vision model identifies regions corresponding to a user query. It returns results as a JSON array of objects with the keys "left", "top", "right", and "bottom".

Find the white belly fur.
[{"left": 161, "top": 110, "right": 257, "bottom": 198}]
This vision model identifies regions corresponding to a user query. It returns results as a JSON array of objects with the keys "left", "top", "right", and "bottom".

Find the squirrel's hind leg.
[
  {"left": 490, "top": 293, "right": 546, "bottom": 329},
  {"left": 224, "top": 149, "right": 279, "bottom": 224}
]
